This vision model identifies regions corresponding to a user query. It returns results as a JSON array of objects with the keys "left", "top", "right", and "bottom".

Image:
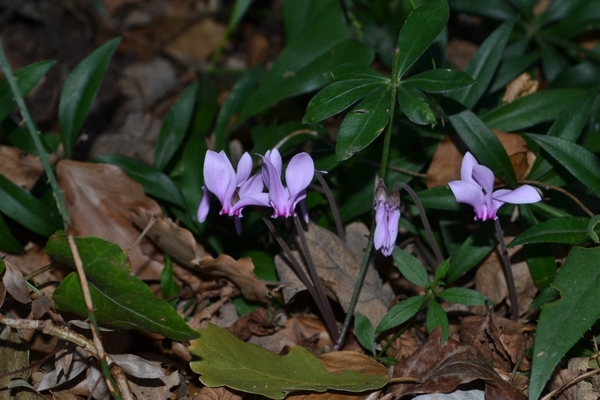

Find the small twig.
[
  {"left": 541, "top": 367, "right": 600, "bottom": 400},
  {"left": 314, "top": 172, "right": 345, "bottom": 242},
  {"left": 128, "top": 214, "right": 157, "bottom": 252},
  {"left": 494, "top": 219, "right": 520, "bottom": 321},
  {"left": 357, "top": 157, "right": 428, "bottom": 178},
  {"left": 273, "top": 129, "right": 318, "bottom": 152},
  {"left": 519, "top": 179, "right": 594, "bottom": 217},
  {"left": 293, "top": 216, "right": 339, "bottom": 343}
]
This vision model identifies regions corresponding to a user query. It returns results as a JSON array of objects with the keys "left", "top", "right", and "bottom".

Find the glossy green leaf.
[
  {"left": 0, "top": 213, "right": 23, "bottom": 254},
  {"left": 93, "top": 154, "right": 185, "bottom": 208},
  {"left": 161, "top": 255, "right": 180, "bottom": 302},
  {"left": 528, "top": 88, "right": 596, "bottom": 180},
  {"left": 238, "top": 0, "right": 373, "bottom": 123},
  {"left": 402, "top": 69, "right": 474, "bottom": 93},
  {"left": 336, "top": 86, "right": 391, "bottom": 161},
  {"left": 488, "top": 52, "right": 540, "bottom": 94},
  {"left": 392, "top": 247, "right": 429, "bottom": 287},
  {"left": 179, "top": 133, "right": 208, "bottom": 231},
  {"left": 539, "top": 0, "right": 587, "bottom": 25},
  {"left": 530, "top": 246, "right": 600, "bottom": 400},
  {"left": 189, "top": 323, "right": 389, "bottom": 399},
  {"left": 395, "top": 0, "right": 449, "bottom": 79},
  {"left": 59, "top": 37, "right": 121, "bottom": 159},
  {"left": 426, "top": 301, "right": 448, "bottom": 343},
  {"left": 323, "top": 63, "right": 390, "bottom": 83},
  {"left": 283, "top": 0, "right": 330, "bottom": 41},
  {"left": 435, "top": 258, "right": 451, "bottom": 281},
  {"left": 228, "top": 0, "right": 253, "bottom": 31},
  {"left": 0, "top": 174, "right": 61, "bottom": 236},
  {"left": 509, "top": 217, "right": 590, "bottom": 247},
  {"left": 376, "top": 295, "right": 426, "bottom": 333},
  {"left": 47, "top": 232, "right": 199, "bottom": 341},
  {"left": 544, "top": 1, "right": 600, "bottom": 39},
  {"left": 447, "top": 223, "right": 496, "bottom": 283},
  {"left": 449, "top": 0, "right": 515, "bottom": 20},
  {"left": 303, "top": 80, "right": 385, "bottom": 123},
  {"left": 449, "top": 110, "right": 517, "bottom": 186},
  {"left": 0, "top": 61, "right": 56, "bottom": 122},
  {"left": 155, "top": 81, "right": 197, "bottom": 171},
  {"left": 397, "top": 84, "right": 436, "bottom": 126},
  {"left": 529, "top": 287, "right": 560, "bottom": 310},
  {"left": 414, "top": 186, "right": 461, "bottom": 211},
  {"left": 354, "top": 312, "right": 376, "bottom": 355},
  {"left": 588, "top": 215, "right": 600, "bottom": 244},
  {"left": 481, "top": 89, "right": 584, "bottom": 131},
  {"left": 526, "top": 134, "right": 600, "bottom": 198},
  {"left": 438, "top": 287, "right": 491, "bottom": 306},
  {"left": 448, "top": 18, "right": 515, "bottom": 108},
  {"left": 538, "top": 39, "right": 569, "bottom": 81}
]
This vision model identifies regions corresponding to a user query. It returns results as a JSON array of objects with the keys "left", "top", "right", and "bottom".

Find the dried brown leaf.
[
  {"left": 32, "top": 295, "right": 54, "bottom": 319},
  {"left": 2, "top": 260, "right": 31, "bottom": 304},
  {"left": 130, "top": 208, "right": 270, "bottom": 302},
  {"left": 502, "top": 72, "right": 538, "bottom": 103},
  {"left": 390, "top": 327, "right": 527, "bottom": 399},
  {"left": 159, "top": 18, "right": 225, "bottom": 64},
  {"left": 0, "top": 145, "right": 44, "bottom": 191},
  {"left": 57, "top": 160, "right": 164, "bottom": 280},
  {"left": 227, "top": 308, "right": 276, "bottom": 341},
  {"left": 195, "top": 386, "right": 243, "bottom": 400},
  {"left": 275, "top": 223, "right": 394, "bottom": 326}
]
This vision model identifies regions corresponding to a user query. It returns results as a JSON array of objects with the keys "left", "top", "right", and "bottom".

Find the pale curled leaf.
[
  {"left": 130, "top": 208, "right": 270, "bottom": 302},
  {"left": 2, "top": 260, "right": 31, "bottom": 304}
]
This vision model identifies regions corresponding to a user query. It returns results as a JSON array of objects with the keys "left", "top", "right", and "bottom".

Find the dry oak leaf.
[
  {"left": 426, "top": 131, "right": 535, "bottom": 188},
  {"left": 57, "top": 160, "right": 164, "bottom": 280},
  {"left": 227, "top": 308, "right": 276, "bottom": 341},
  {"left": 0, "top": 145, "right": 44, "bottom": 191},
  {"left": 503, "top": 72, "right": 539, "bottom": 103},
  {"left": 195, "top": 386, "right": 243, "bottom": 400},
  {"left": 130, "top": 208, "right": 270, "bottom": 303},
  {"left": 275, "top": 223, "right": 394, "bottom": 326},
  {"left": 391, "top": 327, "right": 526, "bottom": 400}
]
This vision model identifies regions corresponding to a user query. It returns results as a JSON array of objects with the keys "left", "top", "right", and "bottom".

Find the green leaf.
[
  {"left": 0, "top": 61, "right": 56, "bottom": 122},
  {"left": 438, "top": 287, "right": 491, "bottom": 306},
  {"left": 376, "top": 295, "right": 426, "bottom": 333},
  {"left": 435, "top": 258, "right": 451, "bottom": 282},
  {"left": 215, "top": 66, "right": 263, "bottom": 151},
  {"left": 538, "top": 39, "right": 569, "bottom": 82},
  {"left": 189, "top": 323, "right": 389, "bottom": 399},
  {"left": 392, "top": 247, "right": 429, "bottom": 287},
  {"left": 544, "top": 1, "right": 600, "bottom": 40},
  {"left": 447, "top": 222, "right": 496, "bottom": 283},
  {"left": 529, "top": 287, "right": 560, "bottom": 310},
  {"left": 525, "top": 134, "right": 600, "bottom": 198},
  {"left": 228, "top": 0, "right": 253, "bottom": 31},
  {"left": 481, "top": 89, "right": 585, "bottom": 131},
  {"left": 160, "top": 255, "right": 180, "bottom": 302},
  {"left": 336, "top": 86, "right": 391, "bottom": 161},
  {"left": 449, "top": 0, "right": 516, "bottom": 21},
  {"left": 323, "top": 63, "right": 390, "bottom": 83},
  {"left": 354, "top": 312, "right": 376, "bottom": 355},
  {"left": 59, "top": 37, "right": 121, "bottom": 159},
  {"left": 588, "top": 215, "right": 600, "bottom": 244},
  {"left": 395, "top": 0, "right": 449, "bottom": 79},
  {"left": 47, "top": 232, "right": 199, "bottom": 341},
  {"left": 0, "top": 213, "right": 23, "bottom": 254},
  {"left": 528, "top": 87, "right": 597, "bottom": 180},
  {"left": 426, "top": 301, "right": 449, "bottom": 343},
  {"left": 529, "top": 246, "right": 600, "bottom": 400},
  {"left": 93, "top": 154, "right": 185, "bottom": 208},
  {"left": 303, "top": 80, "right": 385, "bottom": 123},
  {"left": 397, "top": 84, "right": 436, "bottom": 126},
  {"left": 448, "top": 18, "right": 515, "bottom": 108},
  {"left": 489, "top": 52, "right": 540, "bottom": 94},
  {"left": 509, "top": 217, "right": 591, "bottom": 247},
  {"left": 154, "top": 81, "right": 197, "bottom": 171},
  {"left": 0, "top": 174, "right": 62, "bottom": 236},
  {"left": 238, "top": 0, "right": 373, "bottom": 122},
  {"left": 402, "top": 69, "right": 475, "bottom": 93},
  {"left": 413, "top": 186, "right": 461, "bottom": 211},
  {"left": 449, "top": 110, "right": 517, "bottom": 187}
]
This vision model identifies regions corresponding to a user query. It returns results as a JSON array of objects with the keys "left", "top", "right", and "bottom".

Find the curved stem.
[
  {"left": 519, "top": 179, "right": 594, "bottom": 217},
  {"left": 315, "top": 172, "right": 345, "bottom": 242},
  {"left": 494, "top": 218, "right": 520, "bottom": 321},
  {"left": 395, "top": 182, "right": 444, "bottom": 265}
]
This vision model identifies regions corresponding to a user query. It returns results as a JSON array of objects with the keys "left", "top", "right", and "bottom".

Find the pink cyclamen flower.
[
  {"left": 197, "top": 150, "right": 268, "bottom": 223},
  {"left": 373, "top": 180, "right": 401, "bottom": 257},
  {"left": 448, "top": 152, "right": 541, "bottom": 221},
  {"left": 260, "top": 148, "right": 314, "bottom": 219}
]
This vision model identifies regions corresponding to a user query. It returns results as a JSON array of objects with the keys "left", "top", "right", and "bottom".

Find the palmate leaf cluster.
[{"left": 1, "top": 0, "right": 600, "bottom": 398}]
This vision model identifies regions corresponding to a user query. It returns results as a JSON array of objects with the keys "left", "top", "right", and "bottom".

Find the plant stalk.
[{"left": 494, "top": 218, "right": 520, "bottom": 320}]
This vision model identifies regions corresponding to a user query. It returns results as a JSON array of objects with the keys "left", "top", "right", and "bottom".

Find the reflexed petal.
[
  {"left": 471, "top": 164, "right": 495, "bottom": 195},
  {"left": 448, "top": 180, "right": 485, "bottom": 212},
  {"left": 203, "top": 150, "right": 236, "bottom": 207},
  {"left": 460, "top": 152, "right": 479, "bottom": 184},
  {"left": 286, "top": 153, "right": 315, "bottom": 201},
  {"left": 299, "top": 200, "right": 309, "bottom": 224},
  {"left": 265, "top": 148, "right": 283, "bottom": 177},
  {"left": 197, "top": 186, "right": 210, "bottom": 223},
  {"left": 262, "top": 157, "right": 288, "bottom": 217},
  {"left": 231, "top": 193, "right": 270, "bottom": 216},
  {"left": 236, "top": 152, "right": 253, "bottom": 185},
  {"left": 238, "top": 173, "right": 264, "bottom": 198},
  {"left": 493, "top": 185, "right": 541, "bottom": 204}
]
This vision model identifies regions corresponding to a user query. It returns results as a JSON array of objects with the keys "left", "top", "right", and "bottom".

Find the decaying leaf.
[
  {"left": 548, "top": 357, "right": 600, "bottom": 400},
  {"left": 426, "top": 131, "right": 535, "bottom": 188},
  {"left": 227, "top": 308, "right": 276, "bottom": 341},
  {"left": 502, "top": 72, "right": 538, "bottom": 104},
  {"left": 0, "top": 325, "right": 31, "bottom": 396},
  {"left": 275, "top": 223, "right": 394, "bottom": 326},
  {"left": 390, "top": 327, "right": 527, "bottom": 399},
  {"left": 130, "top": 208, "right": 270, "bottom": 303},
  {"left": 2, "top": 259, "right": 31, "bottom": 304},
  {"left": 0, "top": 145, "right": 44, "bottom": 191},
  {"left": 195, "top": 386, "right": 243, "bottom": 400},
  {"left": 57, "top": 160, "right": 164, "bottom": 280}
]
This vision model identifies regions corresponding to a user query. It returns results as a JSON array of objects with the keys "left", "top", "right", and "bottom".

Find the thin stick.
[
  {"left": 494, "top": 219, "right": 520, "bottom": 321},
  {"left": 520, "top": 179, "right": 593, "bottom": 217},
  {"left": 293, "top": 216, "right": 339, "bottom": 343},
  {"left": 541, "top": 367, "right": 600, "bottom": 400},
  {"left": 395, "top": 182, "right": 444, "bottom": 265},
  {"left": 314, "top": 172, "right": 345, "bottom": 242}
]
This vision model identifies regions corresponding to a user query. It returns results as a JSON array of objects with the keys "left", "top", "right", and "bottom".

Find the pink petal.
[
  {"left": 448, "top": 180, "right": 485, "bottom": 214},
  {"left": 471, "top": 164, "right": 495, "bottom": 195},
  {"left": 262, "top": 157, "right": 288, "bottom": 217},
  {"left": 460, "top": 152, "right": 479, "bottom": 184},
  {"left": 231, "top": 193, "right": 270, "bottom": 216},
  {"left": 197, "top": 186, "right": 210, "bottom": 223},
  {"left": 373, "top": 202, "right": 388, "bottom": 250},
  {"left": 238, "top": 173, "right": 264, "bottom": 198},
  {"left": 236, "top": 152, "right": 253, "bottom": 185},
  {"left": 386, "top": 207, "right": 401, "bottom": 249},
  {"left": 493, "top": 185, "right": 541, "bottom": 205},
  {"left": 265, "top": 149, "right": 283, "bottom": 177},
  {"left": 286, "top": 153, "right": 315, "bottom": 203},
  {"left": 203, "top": 150, "right": 236, "bottom": 208}
]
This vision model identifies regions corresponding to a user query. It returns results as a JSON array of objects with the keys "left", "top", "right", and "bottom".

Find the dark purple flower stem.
[
  {"left": 315, "top": 172, "right": 345, "bottom": 242},
  {"left": 394, "top": 182, "right": 444, "bottom": 265},
  {"left": 494, "top": 218, "right": 520, "bottom": 320}
]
